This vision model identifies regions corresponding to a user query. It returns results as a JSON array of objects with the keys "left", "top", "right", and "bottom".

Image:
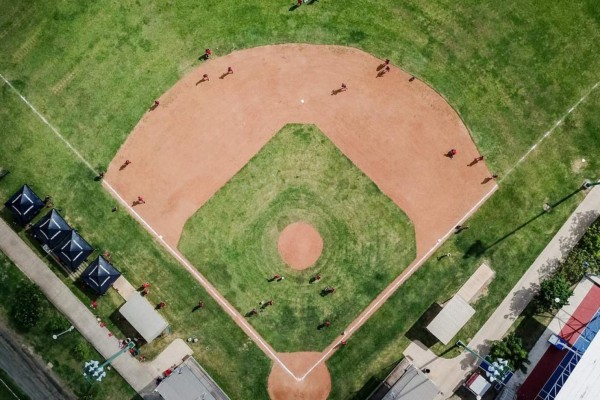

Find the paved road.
[{"left": 0, "top": 321, "right": 75, "bottom": 400}]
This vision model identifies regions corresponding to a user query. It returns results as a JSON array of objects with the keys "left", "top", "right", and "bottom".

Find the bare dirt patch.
[
  {"left": 278, "top": 222, "right": 323, "bottom": 270},
  {"left": 268, "top": 352, "right": 331, "bottom": 400}
]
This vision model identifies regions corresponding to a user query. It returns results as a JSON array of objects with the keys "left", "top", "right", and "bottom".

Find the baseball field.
[{"left": 1, "top": 1, "right": 600, "bottom": 399}]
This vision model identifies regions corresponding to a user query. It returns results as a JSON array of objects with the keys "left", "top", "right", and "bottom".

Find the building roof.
[
  {"left": 119, "top": 292, "right": 168, "bottom": 343},
  {"left": 426, "top": 295, "right": 475, "bottom": 345},
  {"left": 156, "top": 356, "right": 230, "bottom": 400},
  {"left": 555, "top": 327, "right": 600, "bottom": 400},
  {"left": 381, "top": 365, "right": 440, "bottom": 400}
]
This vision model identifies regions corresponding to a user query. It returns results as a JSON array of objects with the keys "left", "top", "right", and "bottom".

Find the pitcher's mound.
[
  {"left": 278, "top": 223, "right": 323, "bottom": 270},
  {"left": 268, "top": 352, "right": 331, "bottom": 400}
]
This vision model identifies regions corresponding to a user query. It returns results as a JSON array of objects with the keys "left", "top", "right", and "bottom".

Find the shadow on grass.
[
  {"left": 108, "top": 309, "right": 145, "bottom": 345},
  {"left": 463, "top": 186, "right": 583, "bottom": 259},
  {"left": 349, "top": 358, "right": 400, "bottom": 400},
  {"left": 405, "top": 303, "right": 442, "bottom": 348}
]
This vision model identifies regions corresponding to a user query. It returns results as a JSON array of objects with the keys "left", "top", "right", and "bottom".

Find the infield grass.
[
  {"left": 179, "top": 124, "right": 415, "bottom": 351},
  {"left": 1, "top": 0, "right": 600, "bottom": 398}
]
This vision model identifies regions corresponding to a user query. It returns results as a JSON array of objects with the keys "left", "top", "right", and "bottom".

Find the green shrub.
[
  {"left": 489, "top": 333, "right": 530, "bottom": 373},
  {"left": 9, "top": 282, "right": 46, "bottom": 332},
  {"left": 534, "top": 275, "right": 573, "bottom": 314}
]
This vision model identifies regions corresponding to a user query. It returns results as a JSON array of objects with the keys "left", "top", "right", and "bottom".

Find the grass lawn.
[
  {"left": 179, "top": 124, "right": 415, "bottom": 351},
  {"left": 0, "top": 251, "right": 134, "bottom": 400},
  {"left": 0, "top": 369, "right": 30, "bottom": 400},
  {"left": 1, "top": 0, "right": 600, "bottom": 398}
]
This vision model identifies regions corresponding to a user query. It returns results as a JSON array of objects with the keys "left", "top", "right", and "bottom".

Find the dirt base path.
[
  {"left": 107, "top": 44, "right": 491, "bottom": 255},
  {"left": 105, "top": 44, "right": 495, "bottom": 398},
  {"left": 268, "top": 352, "right": 331, "bottom": 400}
]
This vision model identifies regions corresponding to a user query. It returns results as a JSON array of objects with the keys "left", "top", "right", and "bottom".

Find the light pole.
[
  {"left": 582, "top": 179, "right": 600, "bottom": 190},
  {"left": 456, "top": 340, "right": 512, "bottom": 385},
  {"left": 83, "top": 342, "right": 135, "bottom": 383},
  {"left": 52, "top": 325, "right": 75, "bottom": 340}
]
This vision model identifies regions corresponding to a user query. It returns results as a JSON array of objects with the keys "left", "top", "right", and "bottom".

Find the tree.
[
  {"left": 558, "top": 218, "right": 600, "bottom": 283},
  {"left": 489, "top": 333, "right": 530, "bottom": 373},
  {"left": 534, "top": 274, "right": 573, "bottom": 314},
  {"left": 9, "top": 282, "right": 45, "bottom": 332}
]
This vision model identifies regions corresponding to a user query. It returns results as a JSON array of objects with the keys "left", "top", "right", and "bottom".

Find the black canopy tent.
[
  {"left": 55, "top": 231, "right": 94, "bottom": 271},
  {"left": 4, "top": 184, "right": 45, "bottom": 225},
  {"left": 81, "top": 256, "right": 121, "bottom": 295},
  {"left": 31, "top": 209, "right": 72, "bottom": 248}
]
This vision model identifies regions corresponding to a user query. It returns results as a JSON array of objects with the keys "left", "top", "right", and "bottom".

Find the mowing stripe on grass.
[
  {"left": 299, "top": 183, "right": 498, "bottom": 380},
  {"left": 503, "top": 80, "right": 600, "bottom": 179},
  {"left": 102, "top": 181, "right": 301, "bottom": 380},
  {"left": 0, "top": 71, "right": 300, "bottom": 381},
  {"left": 0, "top": 73, "right": 95, "bottom": 174}
]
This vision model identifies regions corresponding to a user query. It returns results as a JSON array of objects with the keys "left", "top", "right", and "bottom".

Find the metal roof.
[
  {"left": 382, "top": 365, "right": 441, "bottom": 400},
  {"left": 155, "top": 357, "right": 230, "bottom": 400},
  {"left": 119, "top": 292, "right": 168, "bottom": 343},
  {"left": 426, "top": 295, "right": 475, "bottom": 345}
]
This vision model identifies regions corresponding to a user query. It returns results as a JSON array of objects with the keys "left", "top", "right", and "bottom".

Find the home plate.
[{"left": 300, "top": 99, "right": 304, "bottom": 104}]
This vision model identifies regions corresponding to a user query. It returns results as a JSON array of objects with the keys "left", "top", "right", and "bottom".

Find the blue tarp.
[
  {"left": 31, "top": 209, "right": 72, "bottom": 248},
  {"left": 81, "top": 256, "right": 121, "bottom": 295},
  {"left": 55, "top": 230, "right": 94, "bottom": 271},
  {"left": 4, "top": 184, "right": 45, "bottom": 225}
]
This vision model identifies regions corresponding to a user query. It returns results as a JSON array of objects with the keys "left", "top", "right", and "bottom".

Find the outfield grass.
[
  {"left": 1, "top": 0, "right": 600, "bottom": 398},
  {"left": 179, "top": 124, "right": 415, "bottom": 351}
]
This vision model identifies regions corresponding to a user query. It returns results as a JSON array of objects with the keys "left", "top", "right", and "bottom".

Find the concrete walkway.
[
  {"left": 508, "top": 279, "right": 594, "bottom": 390},
  {"left": 0, "top": 219, "right": 192, "bottom": 394},
  {"left": 404, "top": 186, "right": 600, "bottom": 398}
]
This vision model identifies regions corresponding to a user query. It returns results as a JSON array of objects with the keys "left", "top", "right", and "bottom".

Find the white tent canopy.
[
  {"left": 426, "top": 295, "right": 475, "bottom": 345},
  {"left": 119, "top": 292, "right": 168, "bottom": 343}
]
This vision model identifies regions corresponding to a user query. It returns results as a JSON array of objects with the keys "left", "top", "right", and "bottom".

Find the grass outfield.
[
  {"left": 1, "top": 0, "right": 600, "bottom": 398},
  {"left": 179, "top": 124, "right": 415, "bottom": 351}
]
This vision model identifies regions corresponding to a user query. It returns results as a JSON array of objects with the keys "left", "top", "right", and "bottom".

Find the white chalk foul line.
[
  {"left": 0, "top": 73, "right": 96, "bottom": 173},
  {"left": 503, "top": 80, "right": 600, "bottom": 179},
  {"left": 0, "top": 72, "right": 300, "bottom": 381},
  {"left": 103, "top": 182, "right": 301, "bottom": 381},
  {"left": 298, "top": 183, "right": 499, "bottom": 380}
]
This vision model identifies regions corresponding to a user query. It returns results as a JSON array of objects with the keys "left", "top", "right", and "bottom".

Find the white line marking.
[
  {"left": 0, "top": 377, "right": 20, "bottom": 400},
  {"left": 103, "top": 182, "right": 300, "bottom": 380},
  {"left": 0, "top": 72, "right": 299, "bottom": 380},
  {"left": 0, "top": 74, "right": 96, "bottom": 173},
  {"left": 503, "top": 80, "right": 599, "bottom": 179},
  {"left": 298, "top": 184, "right": 498, "bottom": 380}
]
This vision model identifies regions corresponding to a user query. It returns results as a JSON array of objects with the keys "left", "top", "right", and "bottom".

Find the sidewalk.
[
  {"left": 404, "top": 186, "right": 600, "bottom": 397},
  {"left": 0, "top": 219, "right": 155, "bottom": 392}
]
